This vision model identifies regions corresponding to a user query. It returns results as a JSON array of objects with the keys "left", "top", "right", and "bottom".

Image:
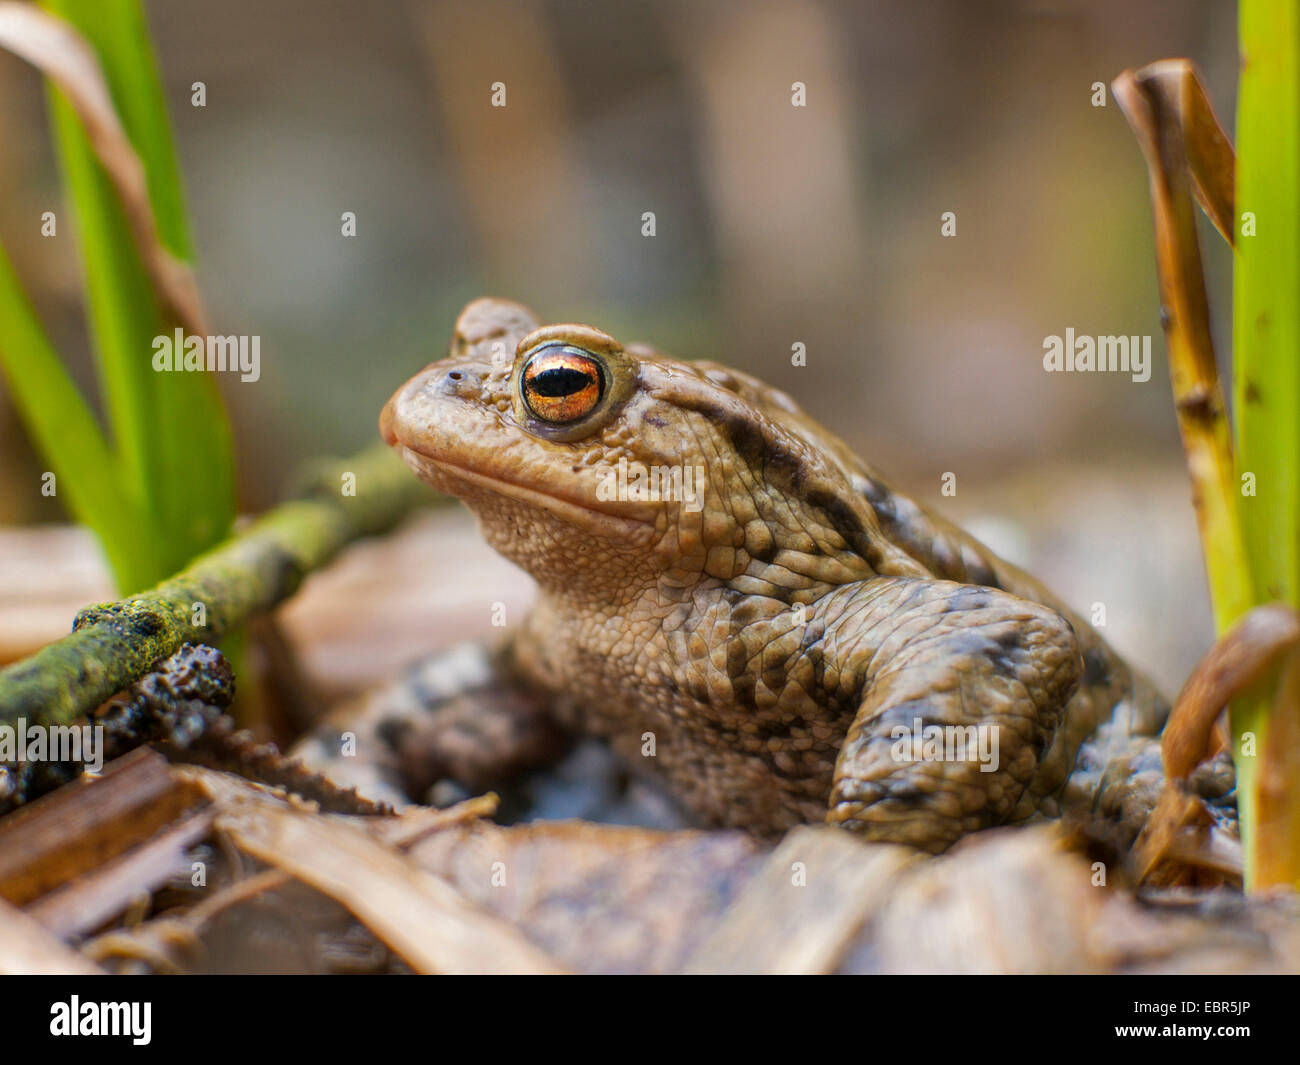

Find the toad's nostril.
[{"left": 433, "top": 368, "right": 475, "bottom": 394}]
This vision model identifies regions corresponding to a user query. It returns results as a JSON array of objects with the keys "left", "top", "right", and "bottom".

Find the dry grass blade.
[
  {"left": 80, "top": 796, "right": 499, "bottom": 971},
  {"left": 1136, "top": 604, "right": 1299, "bottom": 886},
  {"left": 0, "top": 748, "right": 207, "bottom": 907},
  {"left": 26, "top": 805, "right": 214, "bottom": 939},
  {"left": 680, "top": 827, "right": 915, "bottom": 974},
  {"left": 1135, "top": 784, "right": 1242, "bottom": 889},
  {"left": 0, "top": 2, "right": 206, "bottom": 335},
  {"left": 183, "top": 768, "right": 568, "bottom": 975},
  {"left": 1178, "top": 70, "right": 1236, "bottom": 248},
  {"left": 82, "top": 868, "right": 290, "bottom": 972},
  {"left": 366, "top": 792, "right": 500, "bottom": 848},
  {"left": 0, "top": 896, "right": 102, "bottom": 975},
  {"left": 1112, "top": 60, "right": 1235, "bottom": 243},
  {"left": 1112, "top": 60, "right": 1252, "bottom": 634},
  {"left": 1163, "top": 604, "right": 1300, "bottom": 779},
  {"left": 1126, "top": 60, "right": 1237, "bottom": 245}
]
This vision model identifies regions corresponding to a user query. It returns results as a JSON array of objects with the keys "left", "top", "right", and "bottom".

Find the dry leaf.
[
  {"left": 182, "top": 767, "right": 567, "bottom": 974},
  {"left": 0, "top": 2, "right": 207, "bottom": 335}
]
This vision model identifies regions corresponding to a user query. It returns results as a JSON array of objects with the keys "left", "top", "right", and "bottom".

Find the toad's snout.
[{"left": 379, "top": 361, "right": 493, "bottom": 454}]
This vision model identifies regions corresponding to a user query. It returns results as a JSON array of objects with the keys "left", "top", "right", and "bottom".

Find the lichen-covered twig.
[
  {"left": 0, "top": 445, "right": 431, "bottom": 730},
  {"left": 3, "top": 644, "right": 393, "bottom": 815}
]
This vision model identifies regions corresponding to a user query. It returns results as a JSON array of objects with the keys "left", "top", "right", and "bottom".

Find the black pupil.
[{"left": 531, "top": 365, "right": 595, "bottom": 398}]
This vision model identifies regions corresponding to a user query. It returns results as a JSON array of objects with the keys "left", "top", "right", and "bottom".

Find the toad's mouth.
[{"left": 394, "top": 445, "right": 655, "bottom": 538}]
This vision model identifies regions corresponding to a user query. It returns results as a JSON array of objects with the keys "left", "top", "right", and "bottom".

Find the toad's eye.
[{"left": 521, "top": 346, "right": 604, "bottom": 423}]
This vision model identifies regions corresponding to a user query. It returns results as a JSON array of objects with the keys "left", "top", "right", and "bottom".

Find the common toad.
[{"left": 376, "top": 298, "right": 1170, "bottom": 852}]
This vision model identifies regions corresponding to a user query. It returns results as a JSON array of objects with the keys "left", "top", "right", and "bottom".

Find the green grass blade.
[
  {"left": 1236, "top": 2, "right": 1300, "bottom": 606},
  {"left": 40, "top": 0, "right": 234, "bottom": 590},
  {"left": 45, "top": 91, "right": 161, "bottom": 513},
  {"left": 1234, "top": 0, "right": 1300, "bottom": 887},
  {"left": 68, "top": 0, "right": 193, "bottom": 259},
  {"left": 0, "top": 238, "right": 156, "bottom": 591}
]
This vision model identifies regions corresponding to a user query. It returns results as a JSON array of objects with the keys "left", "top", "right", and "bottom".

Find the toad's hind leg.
[
  {"left": 824, "top": 578, "right": 1082, "bottom": 852},
  {"left": 291, "top": 641, "right": 568, "bottom": 808}
]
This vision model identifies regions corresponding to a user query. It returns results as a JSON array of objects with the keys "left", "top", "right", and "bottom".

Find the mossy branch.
[{"left": 0, "top": 445, "right": 431, "bottom": 729}]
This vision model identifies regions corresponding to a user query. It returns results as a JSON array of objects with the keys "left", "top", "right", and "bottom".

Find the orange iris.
[{"left": 521, "top": 347, "right": 604, "bottom": 423}]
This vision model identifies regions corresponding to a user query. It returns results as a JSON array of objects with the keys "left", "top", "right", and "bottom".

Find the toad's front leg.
[{"left": 824, "top": 577, "right": 1082, "bottom": 852}]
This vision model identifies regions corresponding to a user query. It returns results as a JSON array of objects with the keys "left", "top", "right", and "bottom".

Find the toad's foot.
[{"left": 825, "top": 577, "right": 1081, "bottom": 852}]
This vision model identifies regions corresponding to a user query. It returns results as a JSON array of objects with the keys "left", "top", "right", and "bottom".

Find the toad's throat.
[{"left": 396, "top": 445, "right": 655, "bottom": 536}]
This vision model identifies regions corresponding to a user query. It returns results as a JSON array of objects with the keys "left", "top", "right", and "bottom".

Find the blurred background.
[{"left": 0, "top": 0, "right": 1239, "bottom": 694}]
